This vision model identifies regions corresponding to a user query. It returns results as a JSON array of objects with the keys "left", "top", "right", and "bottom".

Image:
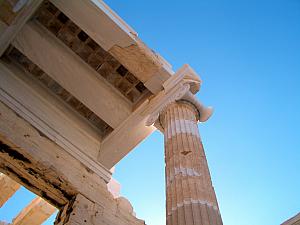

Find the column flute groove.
[
  {"left": 160, "top": 100, "right": 222, "bottom": 225},
  {"left": 184, "top": 106, "right": 203, "bottom": 225},
  {"left": 175, "top": 105, "right": 187, "bottom": 225},
  {"left": 174, "top": 105, "right": 185, "bottom": 225},
  {"left": 185, "top": 104, "right": 205, "bottom": 225},
  {"left": 180, "top": 105, "right": 196, "bottom": 225}
]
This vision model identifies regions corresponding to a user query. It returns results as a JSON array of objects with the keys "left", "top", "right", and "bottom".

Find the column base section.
[{"left": 167, "top": 201, "right": 222, "bottom": 225}]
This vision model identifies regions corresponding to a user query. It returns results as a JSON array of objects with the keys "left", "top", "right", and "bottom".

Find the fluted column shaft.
[
  {"left": 162, "top": 101, "right": 222, "bottom": 225},
  {"left": 0, "top": 173, "right": 20, "bottom": 207}
]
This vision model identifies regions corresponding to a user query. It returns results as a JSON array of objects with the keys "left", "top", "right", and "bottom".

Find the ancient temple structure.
[
  {"left": 0, "top": 0, "right": 222, "bottom": 224},
  {"left": 282, "top": 213, "right": 300, "bottom": 225}
]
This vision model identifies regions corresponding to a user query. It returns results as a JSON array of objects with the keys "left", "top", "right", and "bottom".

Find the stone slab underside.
[{"left": 0, "top": 100, "right": 144, "bottom": 225}]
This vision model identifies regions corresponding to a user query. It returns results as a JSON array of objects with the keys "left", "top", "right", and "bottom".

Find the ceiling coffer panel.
[
  {"left": 4, "top": 47, "right": 113, "bottom": 138},
  {"left": 33, "top": 1, "right": 150, "bottom": 104}
]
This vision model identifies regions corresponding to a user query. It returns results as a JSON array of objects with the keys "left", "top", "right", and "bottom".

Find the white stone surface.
[{"left": 107, "top": 177, "right": 121, "bottom": 199}]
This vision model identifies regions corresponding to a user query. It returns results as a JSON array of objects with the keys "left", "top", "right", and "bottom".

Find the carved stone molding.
[
  {"left": 145, "top": 83, "right": 190, "bottom": 127},
  {"left": 145, "top": 64, "right": 213, "bottom": 130},
  {"left": 181, "top": 92, "right": 214, "bottom": 122}
]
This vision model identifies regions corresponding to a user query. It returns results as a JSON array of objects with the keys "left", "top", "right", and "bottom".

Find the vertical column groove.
[{"left": 162, "top": 101, "right": 222, "bottom": 225}]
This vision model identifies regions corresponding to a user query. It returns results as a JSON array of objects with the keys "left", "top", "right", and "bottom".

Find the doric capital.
[{"left": 145, "top": 64, "right": 213, "bottom": 130}]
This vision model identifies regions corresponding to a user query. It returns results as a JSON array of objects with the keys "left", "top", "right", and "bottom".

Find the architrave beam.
[
  {"left": 98, "top": 83, "right": 190, "bottom": 168},
  {"left": 12, "top": 21, "right": 131, "bottom": 129},
  {"left": 0, "top": 100, "right": 109, "bottom": 206},
  {"left": 0, "top": 60, "right": 110, "bottom": 180},
  {"left": 0, "top": 101, "right": 144, "bottom": 225},
  {"left": 50, "top": 0, "right": 173, "bottom": 91}
]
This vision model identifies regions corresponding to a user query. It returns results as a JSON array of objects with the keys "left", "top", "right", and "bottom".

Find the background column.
[
  {"left": 0, "top": 173, "right": 20, "bottom": 207},
  {"left": 162, "top": 101, "right": 222, "bottom": 225}
]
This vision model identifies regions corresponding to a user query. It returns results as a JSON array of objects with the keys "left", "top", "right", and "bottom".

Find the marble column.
[
  {"left": 161, "top": 101, "right": 222, "bottom": 225},
  {"left": 0, "top": 173, "right": 20, "bottom": 207},
  {"left": 12, "top": 197, "right": 56, "bottom": 225}
]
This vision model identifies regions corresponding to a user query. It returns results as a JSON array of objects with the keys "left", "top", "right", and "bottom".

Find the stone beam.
[
  {"left": 98, "top": 102, "right": 156, "bottom": 168},
  {"left": 282, "top": 213, "right": 300, "bottom": 225},
  {"left": 50, "top": 0, "right": 135, "bottom": 51},
  {"left": 12, "top": 197, "right": 56, "bottom": 225},
  {"left": 0, "top": 173, "right": 20, "bottom": 207},
  {"left": 0, "top": 101, "right": 144, "bottom": 225},
  {"left": 0, "top": 60, "right": 109, "bottom": 179},
  {"left": 98, "top": 64, "right": 203, "bottom": 168},
  {"left": 12, "top": 21, "right": 131, "bottom": 129},
  {"left": 0, "top": 0, "right": 43, "bottom": 56},
  {"left": 0, "top": 99, "right": 107, "bottom": 206},
  {"left": 55, "top": 194, "right": 142, "bottom": 225},
  {"left": 50, "top": 0, "right": 173, "bottom": 93},
  {"left": 109, "top": 40, "right": 172, "bottom": 89}
]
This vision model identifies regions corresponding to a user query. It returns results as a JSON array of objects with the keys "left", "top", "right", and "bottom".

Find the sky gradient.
[
  {"left": 108, "top": 0, "right": 300, "bottom": 225},
  {"left": 1, "top": 1, "right": 300, "bottom": 225}
]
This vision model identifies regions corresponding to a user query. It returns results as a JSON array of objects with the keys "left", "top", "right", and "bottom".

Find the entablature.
[{"left": 0, "top": 0, "right": 212, "bottom": 180}]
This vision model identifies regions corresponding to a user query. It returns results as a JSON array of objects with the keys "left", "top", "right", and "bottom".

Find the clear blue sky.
[
  {"left": 108, "top": 0, "right": 300, "bottom": 225},
  {"left": 1, "top": 1, "right": 300, "bottom": 225}
]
